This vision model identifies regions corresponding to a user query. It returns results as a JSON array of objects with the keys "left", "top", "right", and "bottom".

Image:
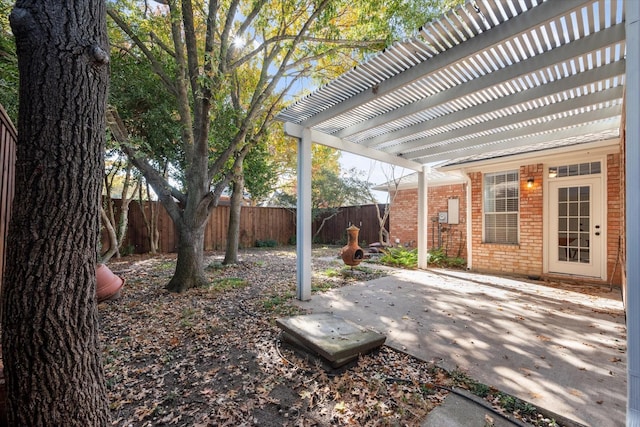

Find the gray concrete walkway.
[{"left": 294, "top": 267, "right": 626, "bottom": 427}]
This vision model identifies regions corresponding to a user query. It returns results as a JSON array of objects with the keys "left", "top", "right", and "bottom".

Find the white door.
[{"left": 548, "top": 177, "right": 603, "bottom": 278}]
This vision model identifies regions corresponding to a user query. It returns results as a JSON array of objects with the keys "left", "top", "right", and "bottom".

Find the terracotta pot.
[
  {"left": 96, "top": 263, "right": 124, "bottom": 302},
  {"left": 341, "top": 225, "right": 364, "bottom": 267}
]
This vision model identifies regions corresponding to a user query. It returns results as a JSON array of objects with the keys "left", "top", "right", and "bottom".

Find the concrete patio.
[{"left": 294, "top": 266, "right": 626, "bottom": 427}]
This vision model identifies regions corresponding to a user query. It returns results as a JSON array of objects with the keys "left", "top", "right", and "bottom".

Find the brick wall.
[
  {"left": 620, "top": 130, "right": 627, "bottom": 303},
  {"left": 607, "top": 153, "right": 623, "bottom": 285},
  {"left": 471, "top": 165, "right": 544, "bottom": 277},
  {"left": 390, "top": 159, "right": 622, "bottom": 283},
  {"left": 389, "top": 183, "right": 467, "bottom": 258}
]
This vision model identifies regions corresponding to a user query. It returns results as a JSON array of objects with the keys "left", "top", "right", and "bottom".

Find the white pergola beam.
[
  {"left": 407, "top": 105, "right": 622, "bottom": 162},
  {"left": 417, "top": 122, "right": 619, "bottom": 164},
  {"left": 339, "top": 24, "right": 625, "bottom": 141},
  {"left": 284, "top": 122, "right": 424, "bottom": 172},
  {"left": 386, "top": 85, "right": 623, "bottom": 156},
  {"left": 300, "top": 0, "right": 591, "bottom": 128},
  {"left": 380, "top": 64, "right": 625, "bottom": 153}
]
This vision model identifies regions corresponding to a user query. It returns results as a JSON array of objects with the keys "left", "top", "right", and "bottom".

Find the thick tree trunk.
[
  {"left": 2, "top": 2, "right": 111, "bottom": 426},
  {"left": 166, "top": 222, "right": 208, "bottom": 292},
  {"left": 224, "top": 176, "right": 244, "bottom": 265}
]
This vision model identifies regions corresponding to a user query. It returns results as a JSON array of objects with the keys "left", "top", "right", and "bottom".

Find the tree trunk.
[
  {"left": 139, "top": 179, "right": 160, "bottom": 254},
  {"left": 166, "top": 222, "right": 208, "bottom": 292},
  {"left": 114, "top": 165, "right": 138, "bottom": 257},
  {"left": 224, "top": 175, "right": 244, "bottom": 265},
  {"left": 100, "top": 206, "right": 118, "bottom": 262},
  {"left": 2, "top": 2, "right": 110, "bottom": 426}
]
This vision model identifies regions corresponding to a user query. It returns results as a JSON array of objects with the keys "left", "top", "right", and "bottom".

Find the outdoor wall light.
[{"left": 527, "top": 178, "right": 534, "bottom": 188}]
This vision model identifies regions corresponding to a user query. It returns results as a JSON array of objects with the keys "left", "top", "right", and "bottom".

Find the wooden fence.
[
  {"left": 312, "top": 204, "right": 389, "bottom": 246},
  {"left": 0, "top": 105, "right": 17, "bottom": 290},
  {"left": 103, "top": 201, "right": 388, "bottom": 255}
]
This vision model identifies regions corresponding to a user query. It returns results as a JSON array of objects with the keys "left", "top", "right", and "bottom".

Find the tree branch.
[
  {"left": 107, "top": 8, "right": 178, "bottom": 97},
  {"left": 106, "top": 107, "right": 187, "bottom": 222}
]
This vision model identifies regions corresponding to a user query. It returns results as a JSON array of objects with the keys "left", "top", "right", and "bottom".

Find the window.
[
  {"left": 484, "top": 171, "right": 519, "bottom": 244},
  {"left": 548, "top": 161, "right": 601, "bottom": 178}
]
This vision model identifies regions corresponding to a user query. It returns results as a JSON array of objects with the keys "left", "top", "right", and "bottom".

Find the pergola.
[{"left": 276, "top": 0, "right": 639, "bottom": 423}]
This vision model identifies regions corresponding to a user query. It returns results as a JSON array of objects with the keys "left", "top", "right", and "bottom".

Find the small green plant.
[
  {"left": 255, "top": 239, "right": 278, "bottom": 248},
  {"left": 208, "top": 277, "right": 249, "bottom": 292},
  {"left": 428, "top": 247, "right": 467, "bottom": 269},
  {"left": 312, "top": 281, "right": 336, "bottom": 292},
  {"left": 261, "top": 292, "right": 301, "bottom": 316},
  {"left": 323, "top": 267, "right": 341, "bottom": 278},
  {"left": 157, "top": 260, "right": 175, "bottom": 271},
  {"left": 379, "top": 247, "right": 418, "bottom": 268},
  {"left": 470, "top": 381, "right": 491, "bottom": 398},
  {"left": 497, "top": 393, "right": 537, "bottom": 416}
]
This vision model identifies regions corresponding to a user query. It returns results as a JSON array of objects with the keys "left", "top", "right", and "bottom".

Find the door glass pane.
[{"left": 557, "top": 185, "right": 590, "bottom": 264}]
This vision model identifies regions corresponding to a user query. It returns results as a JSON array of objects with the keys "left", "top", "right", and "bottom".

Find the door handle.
[{"left": 595, "top": 224, "right": 600, "bottom": 236}]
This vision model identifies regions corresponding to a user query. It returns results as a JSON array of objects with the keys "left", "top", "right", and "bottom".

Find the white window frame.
[{"left": 483, "top": 170, "right": 519, "bottom": 244}]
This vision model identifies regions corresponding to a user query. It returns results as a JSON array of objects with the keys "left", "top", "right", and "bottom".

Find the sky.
[{"left": 339, "top": 151, "right": 412, "bottom": 204}]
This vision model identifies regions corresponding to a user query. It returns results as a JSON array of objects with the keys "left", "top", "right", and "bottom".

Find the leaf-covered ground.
[{"left": 100, "top": 247, "right": 563, "bottom": 426}]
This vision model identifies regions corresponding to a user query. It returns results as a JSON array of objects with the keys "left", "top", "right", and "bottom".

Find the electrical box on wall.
[
  {"left": 447, "top": 198, "right": 459, "bottom": 224},
  {"left": 438, "top": 212, "right": 448, "bottom": 223}
]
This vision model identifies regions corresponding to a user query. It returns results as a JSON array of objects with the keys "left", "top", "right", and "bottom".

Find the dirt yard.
[{"left": 99, "top": 247, "right": 563, "bottom": 426}]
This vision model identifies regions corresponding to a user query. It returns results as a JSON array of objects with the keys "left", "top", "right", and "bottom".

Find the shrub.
[
  {"left": 428, "top": 247, "right": 467, "bottom": 269},
  {"left": 379, "top": 246, "right": 467, "bottom": 270},
  {"left": 255, "top": 239, "right": 278, "bottom": 248},
  {"left": 380, "top": 247, "right": 418, "bottom": 268}
]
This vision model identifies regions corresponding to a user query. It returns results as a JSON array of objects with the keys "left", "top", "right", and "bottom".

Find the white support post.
[
  {"left": 627, "top": 1, "right": 640, "bottom": 425},
  {"left": 464, "top": 171, "right": 473, "bottom": 270},
  {"left": 417, "top": 166, "right": 429, "bottom": 269},
  {"left": 296, "top": 128, "right": 313, "bottom": 301}
]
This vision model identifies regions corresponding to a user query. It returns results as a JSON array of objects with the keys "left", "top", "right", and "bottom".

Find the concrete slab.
[
  {"left": 421, "top": 390, "right": 520, "bottom": 427},
  {"left": 276, "top": 312, "right": 386, "bottom": 367},
  {"left": 295, "top": 267, "right": 626, "bottom": 427}
]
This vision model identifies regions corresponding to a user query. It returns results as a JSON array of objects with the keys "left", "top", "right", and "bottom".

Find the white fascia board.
[
  {"left": 437, "top": 138, "right": 620, "bottom": 173},
  {"left": 283, "top": 122, "right": 424, "bottom": 172},
  {"left": 373, "top": 173, "right": 465, "bottom": 192},
  {"left": 406, "top": 105, "right": 622, "bottom": 161}
]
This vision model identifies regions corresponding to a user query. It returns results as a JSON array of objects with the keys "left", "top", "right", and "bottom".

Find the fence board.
[
  {"left": 0, "top": 105, "right": 17, "bottom": 291},
  {"left": 313, "top": 204, "right": 389, "bottom": 246},
  {"left": 101, "top": 201, "right": 387, "bottom": 255}
]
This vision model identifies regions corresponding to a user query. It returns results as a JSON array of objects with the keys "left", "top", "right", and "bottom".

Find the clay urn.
[
  {"left": 96, "top": 263, "right": 125, "bottom": 302},
  {"left": 341, "top": 225, "right": 364, "bottom": 267}
]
